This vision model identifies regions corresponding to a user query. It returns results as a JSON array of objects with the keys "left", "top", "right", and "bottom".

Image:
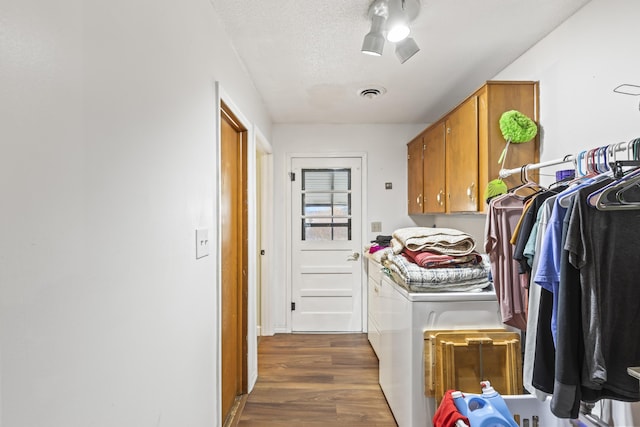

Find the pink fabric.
[
  {"left": 402, "top": 248, "right": 482, "bottom": 269},
  {"left": 369, "top": 244, "right": 385, "bottom": 254}
]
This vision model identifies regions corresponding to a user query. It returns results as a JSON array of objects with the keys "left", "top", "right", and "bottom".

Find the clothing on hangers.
[
  {"left": 513, "top": 185, "right": 569, "bottom": 276},
  {"left": 484, "top": 193, "right": 528, "bottom": 331},
  {"left": 552, "top": 180, "right": 640, "bottom": 418},
  {"left": 497, "top": 141, "right": 640, "bottom": 424},
  {"left": 534, "top": 178, "right": 612, "bottom": 346}
]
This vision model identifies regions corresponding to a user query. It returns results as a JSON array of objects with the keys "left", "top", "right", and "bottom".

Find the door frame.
[
  {"left": 255, "top": 127, "right": 274, "bottom": 338},
  {"left": 285, "top": 152, "right": 368, "bottom": 333},
  {"left": 215, "top": 82, "right": 266, "bottom": 422}
]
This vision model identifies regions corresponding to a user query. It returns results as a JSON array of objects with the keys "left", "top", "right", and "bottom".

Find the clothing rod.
[
  {"left": 498, "top": 156, "right": 574, "bottom": 179},
  {"left": 498, "top": 141, "right": 631, "bottom": 179}
]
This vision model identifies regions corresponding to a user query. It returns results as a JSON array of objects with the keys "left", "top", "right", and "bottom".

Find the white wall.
[
  {"left": 412, "top": 214, "right": 487, "bottom": 251},
  {"left": 270, "top": 124, "right": 425, "bottom": 332},
  {"left": 0, "top": 0, "right": 271, "bottom": 425},
  {"left": 418, "top": 0, "right": 640, "bottom": 247},
  {"left": 496, "top": 0, "right": 640, "bottom": 168}
]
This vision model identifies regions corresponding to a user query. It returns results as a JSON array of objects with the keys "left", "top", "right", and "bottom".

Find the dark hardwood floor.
[{"left": 238, "top": 333, "right": 397, "bottom": 426}]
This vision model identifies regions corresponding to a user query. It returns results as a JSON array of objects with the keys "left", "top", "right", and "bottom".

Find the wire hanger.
[{"left": 613, "top": 83, "right": 640, "bottom": 112}]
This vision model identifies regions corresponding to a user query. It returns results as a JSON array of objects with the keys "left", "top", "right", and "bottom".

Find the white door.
[{"left": 290, "top": 156, "right": 363, "bottom": 332}]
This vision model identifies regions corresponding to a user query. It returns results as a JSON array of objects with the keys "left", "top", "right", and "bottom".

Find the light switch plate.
[
  {"left": 371, "top": 221, "right": 382, "bottom": 233},
  {"left": 196, "top": 228, "right": 209, "bottom": 259}
]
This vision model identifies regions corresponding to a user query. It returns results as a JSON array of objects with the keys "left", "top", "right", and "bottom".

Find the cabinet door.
[
  {"left": 407, "top": 135, "right": 424, "bottom": 214},
  {"left": 446, "top": 96, "right": 479, "bottom": 212},
  {"left": 423, "top": 122, "right": 446, "bottom": 213}
]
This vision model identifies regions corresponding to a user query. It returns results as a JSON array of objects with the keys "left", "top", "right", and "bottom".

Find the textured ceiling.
[{"left": 209, "top": 0, "right": 592, "bottom": 124}]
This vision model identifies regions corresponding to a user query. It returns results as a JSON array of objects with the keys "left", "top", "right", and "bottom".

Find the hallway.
[{"left": 238, "top": 333, "right": 397, "bottom": 426}]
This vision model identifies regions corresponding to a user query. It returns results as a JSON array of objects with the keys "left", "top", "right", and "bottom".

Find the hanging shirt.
[
  {"left": 523, "top": 196, "right": 555, "bottom": 398},
  {"left": 484, "top": 193, "right": 527, "bottom": 330}
]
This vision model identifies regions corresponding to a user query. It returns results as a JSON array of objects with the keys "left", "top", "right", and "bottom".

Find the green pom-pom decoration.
[
  {"left": 484, "top": 179, "right": 508, "bottom": 203},
  {"left": 499, "top": 110, "right": 538, "bottom": 143}
]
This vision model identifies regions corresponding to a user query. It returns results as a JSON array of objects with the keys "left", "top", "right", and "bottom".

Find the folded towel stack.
[{"left": 382, "top": 227, "right": 491, "bottom": 293}]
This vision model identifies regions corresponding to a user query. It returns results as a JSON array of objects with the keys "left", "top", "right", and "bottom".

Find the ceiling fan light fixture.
[
  {"left": 361, "top": 14, "right": 386, "bottom": 56},
  {"left": 386, "top": 24, "right": 410, "bottom": 43},
  {"left": 361, "top": 0, "right": 420, "bottom": 62},
  {"left": 385, "top": 0, "right": 412, "bottom": 42},
  {"left": 361, "top": 33, "right": 385, "bottom": 56},
  {"left": 395, "top": 37, "right": 420, "bottom": 63}
]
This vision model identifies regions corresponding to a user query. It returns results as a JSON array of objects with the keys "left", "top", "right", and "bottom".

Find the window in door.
[{"left": 300, "top": 168, "right": 352, "bottom": 241}]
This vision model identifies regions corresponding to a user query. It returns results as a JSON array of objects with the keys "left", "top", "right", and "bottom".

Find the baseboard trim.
[{"left": 223, "top": 394, "right": 248, "bottom": 427}]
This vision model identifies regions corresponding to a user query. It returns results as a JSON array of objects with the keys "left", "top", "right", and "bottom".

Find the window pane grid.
[
  {"left": 301, "top": 218, "right": 351, "bottom": 241},
  {"left": 300, "top": 168, "right": 352, "bottom": 241}
]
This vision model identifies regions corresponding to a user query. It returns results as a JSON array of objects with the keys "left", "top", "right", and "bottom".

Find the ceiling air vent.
[{"left": 358, "top": 86, "right": 386, "bottom": 100}]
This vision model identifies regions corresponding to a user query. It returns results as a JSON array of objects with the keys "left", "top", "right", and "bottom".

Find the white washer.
[{"left": 368, "top": 259, "right": 503, "bottom": 427}]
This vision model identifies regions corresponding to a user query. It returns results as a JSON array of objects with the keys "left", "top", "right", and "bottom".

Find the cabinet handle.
[
  {"left": 436, "top": 190, "right": 444, "bottom": 206},
  {"left": 417, "top": 194, "right": 422, "bottom": 206},
  {"left": 467, "top": 182, "right": 475, "bottom": 201}
]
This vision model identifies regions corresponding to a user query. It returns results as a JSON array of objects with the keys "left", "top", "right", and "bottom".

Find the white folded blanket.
[{"left": 391, "top": 227, "right": 476, "bottom": 256}]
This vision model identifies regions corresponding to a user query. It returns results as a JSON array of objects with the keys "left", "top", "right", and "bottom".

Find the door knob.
[{"left": 346, "top": 252, "right": 360, "bottom": 261}]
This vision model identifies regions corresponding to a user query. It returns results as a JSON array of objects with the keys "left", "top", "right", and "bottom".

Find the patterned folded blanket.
[
  {"left": 402, "top": 248, "right": 482, "bottom": 268},
  {"left": 385, "top": 267, "right": 491, "bottom": 293},
  {"left": 391, "top": 227, "right": 476, "bottom": 256},
  {"left": 384, "top": 253, "right": 490, "bottom": 289}
]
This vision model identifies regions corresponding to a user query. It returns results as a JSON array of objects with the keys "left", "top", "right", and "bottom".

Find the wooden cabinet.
[
  {"left": 407, "top": 135, "right": 424, "bottom": 214},
  {"left": 407, "top": 81, "right": 539, "bottom": 214},
  {"left": 446, "top": 96, "right": 479, "bottom": 212},
  {"left": 407, "top": 122, "right": 447, "bottom": 214},
  {"left": 423, "top": 122, "right": 446, "bottom": 213}
]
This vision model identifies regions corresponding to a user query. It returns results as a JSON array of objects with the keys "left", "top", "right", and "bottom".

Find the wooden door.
[
  {"left": 422, "top": 122, "right": 446, "bottom": 213},
  {"left": 290, "top": 156, "right": 363, "bottom": 332},
  {"left": 445, "top": 96, "right": 479, "bottom": 212},
  {"left": 407, "top": 135, "right": 424, "bottom": 214},
  {"left": 220, "top": 102, "right": 247, "bottom": 425}
]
